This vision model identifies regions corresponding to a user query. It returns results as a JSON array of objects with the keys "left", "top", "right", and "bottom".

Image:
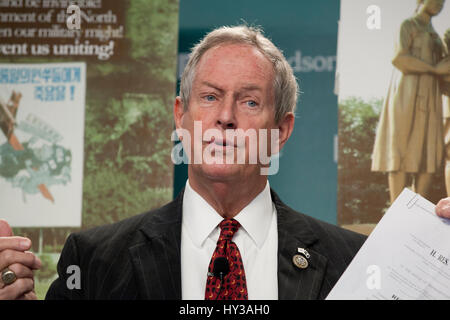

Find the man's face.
[{"left": 175, "top": 43, "right": 287, "bottom": 182}]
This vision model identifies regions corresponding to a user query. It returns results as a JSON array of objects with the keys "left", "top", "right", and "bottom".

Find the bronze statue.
[
  {"left": 371, "top": 0, "right": 450, "bottom": 203},
  {"left": 442, "top": 28, "right": 450, "bottom": 195}
]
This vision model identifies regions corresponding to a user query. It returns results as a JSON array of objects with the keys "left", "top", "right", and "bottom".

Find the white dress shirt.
[{"left": 181, "top": 179, "right": 278, "bottom": 300}]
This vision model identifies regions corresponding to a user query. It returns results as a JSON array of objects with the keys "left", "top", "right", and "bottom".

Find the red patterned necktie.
[{"left": 205, "top": 219, "right": 248, "bottom": 300}]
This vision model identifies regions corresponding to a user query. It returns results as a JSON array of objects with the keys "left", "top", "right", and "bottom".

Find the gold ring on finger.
[{"left": 1, "top": 268, "right": 17, "bottom": 286}]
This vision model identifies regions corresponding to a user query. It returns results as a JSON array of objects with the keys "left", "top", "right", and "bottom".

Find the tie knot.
[{"left": 218, "top": 219, "right": 240, "bottom": 241}]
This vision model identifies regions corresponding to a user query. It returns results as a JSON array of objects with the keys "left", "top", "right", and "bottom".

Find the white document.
[{"left": 327, "top": 188, "right": 450, "bottom": 300}]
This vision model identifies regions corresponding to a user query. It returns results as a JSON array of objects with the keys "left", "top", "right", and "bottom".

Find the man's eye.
[
  {"left": 246, "top": 100, "right": 258, "bottom": 107},
  {"left": 204, "top": 95, "right": 216, "bottom": 102}
]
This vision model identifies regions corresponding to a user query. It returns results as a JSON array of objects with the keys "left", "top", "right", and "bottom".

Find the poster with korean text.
[{"left": 0, "top": 62, "right": 86, "bottom": 227}]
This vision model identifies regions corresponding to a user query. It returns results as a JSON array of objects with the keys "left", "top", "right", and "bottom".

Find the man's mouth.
[{"left": 207, "top": 137, "right": 236, "bottom": 148}]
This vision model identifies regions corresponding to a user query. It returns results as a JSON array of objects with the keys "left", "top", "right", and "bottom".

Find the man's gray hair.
[{"left": 179, "top": 25, "right": 299, "bottom": 123}]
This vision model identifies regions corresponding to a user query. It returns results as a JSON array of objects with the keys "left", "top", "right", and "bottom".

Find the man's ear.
[
  {"left": 277, "top": 112, "right": 295, "bottom": 152},
  {"left": 173, "top": 96, "right": 184, "bottom": 132}
]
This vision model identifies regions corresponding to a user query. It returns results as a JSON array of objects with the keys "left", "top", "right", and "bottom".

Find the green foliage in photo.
[
  {"left": 338, "top": 96, "right": 447, "bottom": 225},
  {"left": 338, "top": 97, "right": 389, "bottom": 225}
]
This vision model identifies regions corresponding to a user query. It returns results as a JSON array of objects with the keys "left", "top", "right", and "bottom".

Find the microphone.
[
  {"left": 213, "top": 257, "right": 229, "bottom": 281},
  {"left": 212, "top": 257, "right": 229, "bottom": 300}
]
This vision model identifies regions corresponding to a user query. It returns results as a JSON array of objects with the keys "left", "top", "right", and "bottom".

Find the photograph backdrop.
[
  {"left": 0, "top": 0, "right": 179, "bottom": 298},
  {"left": 337, "top": 0, "right": 450, "bottom": 233}
]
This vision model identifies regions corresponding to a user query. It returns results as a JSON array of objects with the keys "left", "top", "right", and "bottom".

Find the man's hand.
[
  {"left": 0, "top": 219, "right": 41, "bottom": 300},
  {"left": 436, "top": 198, "right": 450, "bottom": 219}
]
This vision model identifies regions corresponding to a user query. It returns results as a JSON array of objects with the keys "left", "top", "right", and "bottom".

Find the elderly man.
[{"left": 2, "top": 25, "right": 450, "bottom": 300}]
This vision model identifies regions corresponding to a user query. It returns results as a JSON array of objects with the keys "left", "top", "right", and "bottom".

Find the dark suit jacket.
[{"left": 46, "top": 189, "right": 366, "bottom": 300}]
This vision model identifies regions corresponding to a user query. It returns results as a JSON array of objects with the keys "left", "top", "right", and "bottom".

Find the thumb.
[
  {"left": 436, "top": 199, "right": 450, "bottom": 219},
  {"left": 0, "top": 219, "right": 14, "bottom": 237}
]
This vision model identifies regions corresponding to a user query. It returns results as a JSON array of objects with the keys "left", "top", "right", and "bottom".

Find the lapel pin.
[
  {"left": 293, "top": 254, "right": 308, "bottom": 269},
  {"left": 292, "top": 247, "right": 310, "bottom": 269},
  {"left": 297, "top": 247, "right": 310, "bottom": 258}
]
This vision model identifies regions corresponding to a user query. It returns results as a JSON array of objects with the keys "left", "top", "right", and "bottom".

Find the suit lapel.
[
  {"left": 272, "top": 189, "right": 328, "bottom": 300},
  {"left": 128, "top": 190, "right": 184, "bottom": 299},
  {"left": 127, "top": 188, "right": 328, "bottom": 300}
]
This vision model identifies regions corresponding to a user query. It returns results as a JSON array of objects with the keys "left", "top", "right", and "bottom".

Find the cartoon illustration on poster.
[{"left": 0, "top": 62, "right": 86, "bottom": 227}]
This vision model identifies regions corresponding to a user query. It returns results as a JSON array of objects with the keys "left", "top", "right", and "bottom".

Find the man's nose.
[{"left": 216, "top": 97, "right": 237, "bottom": 129}]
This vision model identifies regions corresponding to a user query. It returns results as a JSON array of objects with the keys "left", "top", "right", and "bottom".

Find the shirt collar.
[
  {"left": 182, "top": 179, "right": 274, "bottom": 249},
  {"left": 233, "top": 181, "right": 274, "bottom": 249},
  {"left": 182, "top": 180, "right": 224, "bottom": 248}
]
